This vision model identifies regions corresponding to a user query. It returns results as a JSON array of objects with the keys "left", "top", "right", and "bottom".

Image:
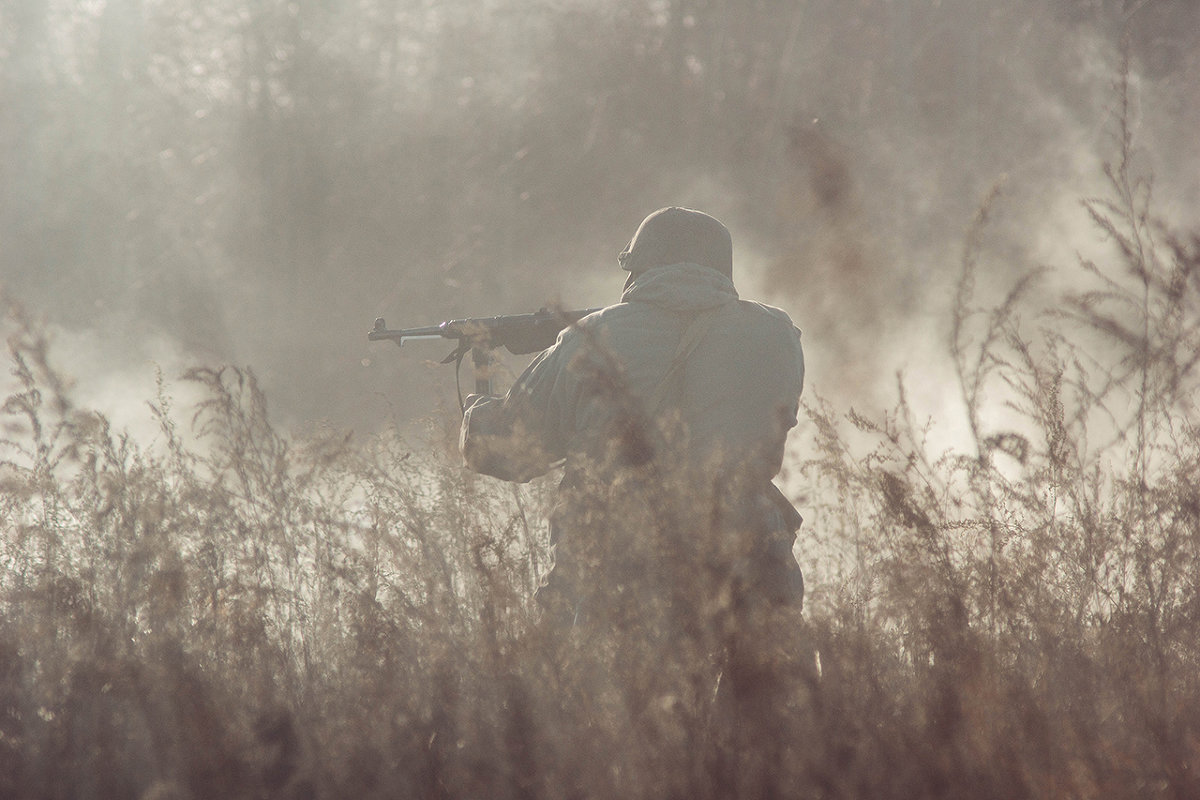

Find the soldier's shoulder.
[
  {"left": 550, "top": 302, "right": 632, "bottom": 351},
  {"left": 737, "top": 299, "right": 801, "bottom": 333},
  {"left": 575, "top": 301, "right": 640, "bottom": 330}
]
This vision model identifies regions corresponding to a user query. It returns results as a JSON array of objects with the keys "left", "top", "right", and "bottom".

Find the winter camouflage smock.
[
  {"left": 461, "top": 262, "right": 804, "bottom": 483},
  {"left": 460, "top": 261, "right": 806, "bottom": 619}
]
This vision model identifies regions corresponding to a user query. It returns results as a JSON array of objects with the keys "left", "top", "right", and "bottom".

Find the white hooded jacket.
[
  {"left": 460, "top": 261, "right": 807, "bottom": 618},
  {"left": 461, "top": 262, "right": 804, "bottom": 489}
]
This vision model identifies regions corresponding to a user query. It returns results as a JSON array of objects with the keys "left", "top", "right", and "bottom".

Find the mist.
[{"left": 2, "top": 0, "right": 1197, "bottom": 437}]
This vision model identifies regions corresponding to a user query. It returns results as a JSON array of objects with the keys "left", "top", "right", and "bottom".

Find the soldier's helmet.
[{"left": 618, "top": 207, "right": 733, "bottom": 279}]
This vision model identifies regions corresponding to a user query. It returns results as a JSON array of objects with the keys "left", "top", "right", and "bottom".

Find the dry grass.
[{"left": 3, "top": 115, "right": 1200, "bottom": 799}]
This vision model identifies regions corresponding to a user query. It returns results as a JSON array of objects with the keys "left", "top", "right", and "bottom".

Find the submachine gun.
[{"left": 369, "top": 307, "right": 600, "bottom": 411}]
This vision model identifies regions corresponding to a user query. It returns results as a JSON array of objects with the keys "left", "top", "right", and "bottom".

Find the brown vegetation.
[{"left": 4, "top": 97, "right": 1200, "bottom": 797}]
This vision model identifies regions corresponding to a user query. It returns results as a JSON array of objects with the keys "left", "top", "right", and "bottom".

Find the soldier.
[
  {"left": 461, "top": 206, "right": 811, "bottom": 795},
  {"left": 461, "top": 206, "right": 806, "bottom": 624}
]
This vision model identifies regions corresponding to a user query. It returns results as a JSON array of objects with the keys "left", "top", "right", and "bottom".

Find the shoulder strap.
[{"left": 646, "top": 309, "right": 719, "bottom": 416}]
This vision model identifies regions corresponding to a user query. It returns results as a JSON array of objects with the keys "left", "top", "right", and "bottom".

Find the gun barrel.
[{"left": 368, "top": 318, "right": 448, "bottom": 345}]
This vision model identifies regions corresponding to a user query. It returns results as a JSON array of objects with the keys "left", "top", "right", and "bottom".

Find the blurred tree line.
[{"left": 1, "top": 0, "right": 1196, "bottom": 429}]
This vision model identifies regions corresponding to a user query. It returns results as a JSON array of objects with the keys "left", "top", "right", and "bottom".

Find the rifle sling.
[{"left": 646, "top": 308, "right": 719, "bottom": 416}]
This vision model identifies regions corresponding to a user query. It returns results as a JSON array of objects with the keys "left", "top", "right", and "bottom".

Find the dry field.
[{"left": 3, "top": 119, "right": 1200, "bottom": 800}]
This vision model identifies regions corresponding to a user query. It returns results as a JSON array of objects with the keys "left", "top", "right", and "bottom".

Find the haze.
[{"left": 2, "top": 0, "right": 1197, "bottom": 437}]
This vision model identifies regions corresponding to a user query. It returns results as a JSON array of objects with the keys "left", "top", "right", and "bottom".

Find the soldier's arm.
[
  {"left": 460, "top": 395, "right": 556, "bottom": 481},
  {"left": 459, "top": 333, "right": 581, "bottom": 482}
]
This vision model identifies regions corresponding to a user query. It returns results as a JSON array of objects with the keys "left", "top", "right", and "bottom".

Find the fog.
[{"left": 2, "top": 0, "right": 1197, "bottom": 440}]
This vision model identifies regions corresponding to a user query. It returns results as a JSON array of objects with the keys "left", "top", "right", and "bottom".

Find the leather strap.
[{"left": 646, "top": 309, "right": 719, "bottom": 416}]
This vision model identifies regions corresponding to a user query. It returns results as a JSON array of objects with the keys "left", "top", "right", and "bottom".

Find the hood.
[{"left": 620, "top": 262, "right": 740, "bottom": 313}]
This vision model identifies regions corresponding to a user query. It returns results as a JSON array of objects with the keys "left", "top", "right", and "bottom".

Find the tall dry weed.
[
  {"left": 798, "top": 73, "right": 1200, "bottom": 799},
  {"left": 2, "top": 81, "right": 1200, "bottom": 799}
]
